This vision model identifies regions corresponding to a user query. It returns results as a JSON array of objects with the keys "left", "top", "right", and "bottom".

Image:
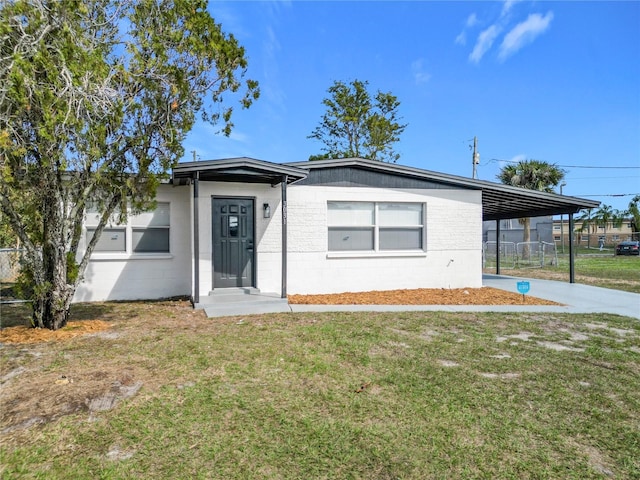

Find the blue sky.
[{"left": 182, "top": 1, "right": 640, "bottom": 212}]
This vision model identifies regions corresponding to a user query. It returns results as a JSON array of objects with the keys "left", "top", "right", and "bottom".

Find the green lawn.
[
  {"left": 2, "top": 306, "right": 639, "bottom": 479},
  {"left": 485, "top": 254, "right": 640, "bottom": 293}
]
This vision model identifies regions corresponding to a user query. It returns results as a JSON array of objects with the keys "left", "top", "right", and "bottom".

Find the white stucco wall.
[
  {"left": 73, "top": 184, "right": 192, "bottom": 302},
  {"left": 286, "top": 185, "right": 483, "bottom": 294}
]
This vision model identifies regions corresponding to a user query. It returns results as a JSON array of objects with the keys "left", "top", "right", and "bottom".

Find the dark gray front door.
[{"left": 212, "top": 198, "right": 255, "bottom": 288}]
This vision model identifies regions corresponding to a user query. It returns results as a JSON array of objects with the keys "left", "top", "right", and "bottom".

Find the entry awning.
[{"left": 172, "top": 157, "right": 308, "bottom": 186}]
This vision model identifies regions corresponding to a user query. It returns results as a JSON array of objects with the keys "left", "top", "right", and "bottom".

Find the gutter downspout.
[
  {"left": 193, "top": 172, "right": 200, "bottom": 304},
  {"left": 281, "top": 175, "right": 288, "bottom": 299}
]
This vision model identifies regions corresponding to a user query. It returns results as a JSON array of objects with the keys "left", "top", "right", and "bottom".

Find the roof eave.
[{"left": 172, "top": 157, "right": 308, "bottom": 185}]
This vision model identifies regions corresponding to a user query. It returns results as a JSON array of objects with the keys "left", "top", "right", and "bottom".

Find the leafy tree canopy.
[
  {"left": 0, "top": 0, "right": 259, "bottom": 329},
  {"left": 308, "top": 79, "right": 406, "bottom": 163}
]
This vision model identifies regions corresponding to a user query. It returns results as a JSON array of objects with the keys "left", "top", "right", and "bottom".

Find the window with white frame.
[
  {"left": 86, "top": 203, "right": 170, "bottom": 254},
  {"left": 328, "top": 201, "right": 424, "bottom": 252},
  {"left": 132, "top": 203, "right": 170, "bottom": 253}
]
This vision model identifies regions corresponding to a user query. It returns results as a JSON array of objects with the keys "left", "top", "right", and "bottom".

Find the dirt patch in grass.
[
  {"left": 0, "top": 300, "right": 206, "bottom": 443},
  {"left": 289, "top": 287, "right": 561, "bottom": 306}
]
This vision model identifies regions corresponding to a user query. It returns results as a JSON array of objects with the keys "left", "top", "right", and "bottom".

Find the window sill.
[
  {"left": 326, "top": 251, "right": 427, "bottom": 259},
  {"left": 89, "top": 253, "right": 174, "bottom": 261}
]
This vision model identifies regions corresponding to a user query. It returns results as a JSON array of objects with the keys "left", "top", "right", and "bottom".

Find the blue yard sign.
[
  {"left": 517, "top": 281, "right": 530, "bottom": 303},
  {"left": 517, "top": 281, "right": 530, "bottom": 294}
]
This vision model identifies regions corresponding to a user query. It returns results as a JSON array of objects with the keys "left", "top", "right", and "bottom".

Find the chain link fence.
[
  {"left": 516, "top": 241, "right": 558, "bottom": 268},
  {"left": 1, "top": 248, "right": 27, "bottom": 304},
  {"left": 483, "top": 241, "right": 558, "bottom": 269},
  {"left": 483, "top": 241, "right": 517, "bottom": 269},
  {"left": 0, "top": 248, "right": 22, "bottom": 282}
]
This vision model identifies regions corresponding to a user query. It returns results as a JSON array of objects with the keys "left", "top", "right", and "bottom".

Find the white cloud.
[
  {"left": 501, "top": 0, "right": 521, "bottom": 18},
  {"left": 469, "top": 25, "right": 501, "bottom": 64},
  {"left": 411, "top": 59, "right": 432, "bottom": 85},
  {"left": 455, "top": 13, "right": 479, "bottom": 46},
  {"left": 498, "top": 11, "right": 554, "bottom": 61},
  {"left": 228, "top": 130, "right": 250, "bottom": 143}
]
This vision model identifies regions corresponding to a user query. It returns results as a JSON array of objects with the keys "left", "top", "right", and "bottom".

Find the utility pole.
[
  {"left": 191, "top": 150, "right": 197, "bottom": 162},
  {"left": 471, "top": 136, "right": 480, "bottom": 179}
]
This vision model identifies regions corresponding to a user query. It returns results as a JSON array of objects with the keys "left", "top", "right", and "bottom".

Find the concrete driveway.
[{"left": 480, "top": 274, "right": 640, "bottom": 319}]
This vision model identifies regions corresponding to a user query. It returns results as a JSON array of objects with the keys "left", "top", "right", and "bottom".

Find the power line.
[
  {"left": 573, "top": 193, "right": 639, "bottom": 198},
  {"left": 567, "top": 176, "right": 640, "bottom": 180},
  {"left": 488, "top": 158, "right": 640, "bottom": 169}
]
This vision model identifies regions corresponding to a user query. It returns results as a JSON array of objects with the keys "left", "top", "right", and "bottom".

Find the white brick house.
[{"left": 74, "top": 157, "right": 598, "bottom": 303}]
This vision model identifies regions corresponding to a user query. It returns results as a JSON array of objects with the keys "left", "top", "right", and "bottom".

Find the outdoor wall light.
[{"left": 263, "top": 203, "right": 271, "bottom": 219}]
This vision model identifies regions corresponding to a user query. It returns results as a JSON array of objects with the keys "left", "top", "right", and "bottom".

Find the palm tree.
[
  {"left": 628, "top": 195, "right": 640, "bottom": 240},
  {"left": 576, "top": 208, "right": 596, "bottom": 248},
  {"left": 497, "top": 160, "right": 566, "bottom": 259},
  {"left": 577, "top": 205, "right": 624, "bottom": 248}
]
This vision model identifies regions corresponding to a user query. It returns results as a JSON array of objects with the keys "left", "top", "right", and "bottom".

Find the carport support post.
[
  {"left": 281, "top": 175, "right": 288, "bottom": 298},
  {"left": 193, "top": 172, "right": 200, "bottom": 304},
  {"left": 569, "top": 213, "right": 575, "bottom": 283},
  {"left": 495, "top": 220, "right": 501, "bottom": 275}
]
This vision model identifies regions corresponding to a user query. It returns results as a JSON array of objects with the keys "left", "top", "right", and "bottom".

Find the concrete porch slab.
[{"left": 195, "top": 288, "right": 291, "bottom": 318}]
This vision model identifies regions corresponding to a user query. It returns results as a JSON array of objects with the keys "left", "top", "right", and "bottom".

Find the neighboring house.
[
  {"left": 73, "top": 157, "right": 599, "bottom": 303},
  {"left": 552, "top": 217, "right": 636, "bottom": 247},
  {"left": 483, "top": 216, "right": 554, "bottom": 244}
]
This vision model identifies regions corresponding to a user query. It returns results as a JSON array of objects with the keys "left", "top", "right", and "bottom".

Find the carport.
[{"left": 475, "top": 179, "right": 600, "bottom": 282}]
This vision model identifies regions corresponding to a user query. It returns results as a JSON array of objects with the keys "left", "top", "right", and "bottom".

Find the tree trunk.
[
  {"left": 31, "top": 184, "right": 75, "bottom": 330},
  {"left": 32, "top": 284, "right": 74, "bottom": 330}
]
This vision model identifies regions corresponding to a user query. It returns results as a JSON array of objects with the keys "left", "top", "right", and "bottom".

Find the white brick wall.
[
  {"left": 74, "top": 184, "right": 192, "bottom": 302},
  {"left": 286, "top": 185, "right": 483, "bottom": 294},
  {"left": 75, "top": 181, "right": 484, "bottom": 301}
]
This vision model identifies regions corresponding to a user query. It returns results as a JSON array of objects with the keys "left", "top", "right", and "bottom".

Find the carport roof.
[{"left": 287, "top": 158, "right": 600, "bottom": 221}]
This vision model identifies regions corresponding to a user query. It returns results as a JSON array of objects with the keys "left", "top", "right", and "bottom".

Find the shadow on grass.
[{"left": 0, "top": 295, "right": 185, "bottom": 329}]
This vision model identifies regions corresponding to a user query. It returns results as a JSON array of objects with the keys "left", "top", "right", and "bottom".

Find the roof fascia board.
[{"left": 173, "top": 157, "right": 308, "bottom": 181}]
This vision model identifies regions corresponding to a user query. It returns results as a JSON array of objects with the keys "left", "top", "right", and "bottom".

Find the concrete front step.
[
  {"left": 194, "top": 288, "right": 290, "bottom": 317},
  {"left": 204, "top": 300, "right": 292, "bottom": 318},
  {"left": 206, "top": 287, "right": 264, "bottom": 297}
]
